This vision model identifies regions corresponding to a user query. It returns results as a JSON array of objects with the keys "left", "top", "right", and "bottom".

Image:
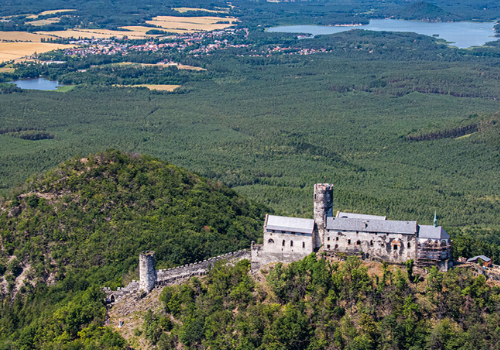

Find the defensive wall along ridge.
[
  {"left": 104, "top": 249, "right": 251, "bottom": 302},
  {"left": 105, "top": 183, "right": 453, "bottom": 302}
]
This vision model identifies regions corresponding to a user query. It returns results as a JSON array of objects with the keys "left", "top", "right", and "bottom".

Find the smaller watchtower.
[
  {"left": 313, "top": 183, "right": 333, "bottom": 248},
  {"left": 139, "top": 251, "right": 157, "bottom": 292}
]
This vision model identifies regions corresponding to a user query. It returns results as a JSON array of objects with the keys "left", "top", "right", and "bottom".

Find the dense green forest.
[
  {"left": 0, "top": 150, "right": 267, "bottom": 348},
  {"left": 136, "top": 255, "right": 500, "bottom": 349}
]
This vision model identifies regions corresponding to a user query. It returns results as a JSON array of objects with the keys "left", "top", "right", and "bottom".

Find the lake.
[
  {"left": 267, "top": 19, "right": 496, "bottom": 48},
  {"left": 12, "top": 78, "right": 62, "bottom": 90}
]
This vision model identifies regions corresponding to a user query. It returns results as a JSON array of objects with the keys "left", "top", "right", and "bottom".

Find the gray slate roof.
[
  {"left": 467, "top": 255, "right": 491, "bottom": 263},
  {"left": 326, "top": 217, "right": 417, "bottom": 234},
  {"left": 266, "top": 215, "right": 315, "bottom": 234},
  {"left": 418, "top": 225, "right": 450, "bottom": 240},
  {"left": 336, "top": 211, "right": 387, "bottom": 220}
]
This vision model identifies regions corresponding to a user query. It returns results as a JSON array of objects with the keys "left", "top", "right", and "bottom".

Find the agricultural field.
[
  {"left": 29, "top": 18, "right": 61, "bottom": 26},
  {"left": 26, "top": 9, "right": 75, "bottom": 18},
  {"left": 36, "top": 29, "right": 152, "bottom": 39},
  {"left": 146, "top": 16, "right": 238, "bottom": 32},
  {"left": 0, "top": 31, "right": 53, "bottom": 42},
  {"left": 173, "top": 7, "right": 229, "bottom": 13},
  {"left": 0, "top": 42, "right": 73, "bottom": 62},
  {"left": 130, "top": 84, "right": 180, "bottom": 91},
  {"left": 117, "top": 62, "right": 206, "bottom": 71}
]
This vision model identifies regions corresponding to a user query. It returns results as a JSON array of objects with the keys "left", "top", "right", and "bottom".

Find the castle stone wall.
[
  {"left": 251, "top": 243, "right": 310, "bottom": 271},
  {"left": 324, "top": 230, "right": 417, "bottom": 263},
  {"left": 155, "top": 249, "right": 251, "bottom": 286}
]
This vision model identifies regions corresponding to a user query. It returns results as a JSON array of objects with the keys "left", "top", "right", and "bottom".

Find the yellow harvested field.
[
  {"left": 27, "top": 9, "right": 76, "bottom": 19},
  {"left": 0, "top": 42, "right": 74, "bottom": 63},
  {"left": 117, "top": 62, "right": 206, "bottom": 71},
  {"left": 37, "top": 29, "right": 150, "bottom": 39},
  {"left": 0, "top": 31, "right": 54, "bottom": 42},
  {"left": 146, "top": 16, "right": 238, "bottom": 32},
  {"left": 0, "top": 67, "right": 15, "bottom": 73},
  {"left": 39, "top": 9, "right": 76, "bottom": 16},
  {"left": 173, "top": 7, "right": 228, "bottom": 13},
  {"left": 119, "top": 26, "right": 157, "bottom": 33},
  {"left": 131, "top": 84, "right": 180, "bottom": 91},
  {"left": 29, "top": 18, "right": 61, "bottom": 26}
]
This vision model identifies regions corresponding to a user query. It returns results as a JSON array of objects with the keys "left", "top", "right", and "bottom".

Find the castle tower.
[
  {"left": 139, "top": 251, "right": 157, "bottom": 292},
  {"left": 313, "top": 183, "right": 334, "bottom": 248}
]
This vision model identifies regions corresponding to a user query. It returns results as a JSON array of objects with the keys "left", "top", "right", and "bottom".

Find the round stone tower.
[
  {"left": 314, "top": 183, "right": 334, "bottom": 248},
  {"left": 139, "top": 251, "right": 157, "bottom": 292}
]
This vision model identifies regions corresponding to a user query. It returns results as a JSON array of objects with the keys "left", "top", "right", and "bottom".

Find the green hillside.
[
  {"left": 0, "top": 150, "right": 267, "bottom": 348},
  {"left": 129, "top": 255, "right": 500, "bottom": 350}
]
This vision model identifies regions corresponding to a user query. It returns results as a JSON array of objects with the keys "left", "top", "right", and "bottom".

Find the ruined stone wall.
[
  {"left": 105, "top": 250, "right": 251, "bottom": 302},
  {"left": 155, "top": 249, "right": 251, "bottom": 286},
  {"left": 324, "top": 230, "right": 417, "bottom": 264},
  {"left": 251, "top": 243, "right": 311, "bottom": 271}
]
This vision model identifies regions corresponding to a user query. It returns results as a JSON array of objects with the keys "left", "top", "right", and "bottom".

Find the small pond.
[
  {"left": 12, "top": 78, "right": 62, "bottom": 90},
  {"left": 268, "top": 19, "right": 497, "bottom": 48}
]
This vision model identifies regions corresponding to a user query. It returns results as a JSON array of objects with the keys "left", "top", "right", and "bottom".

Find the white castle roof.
[{"left": 265, "top": 215, "right": 315, "bottom": 234}]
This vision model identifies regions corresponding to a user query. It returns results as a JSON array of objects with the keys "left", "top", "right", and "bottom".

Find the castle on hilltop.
[
  {"left": 251, "top": 183, "right": 452, "bottom": 272},
  {"left": 105, "top": 183, "right": 452, "bottom": 301}
]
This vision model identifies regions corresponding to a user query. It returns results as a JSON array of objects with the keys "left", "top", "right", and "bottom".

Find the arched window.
[
  {"left": 302, "top": 242, "right": 305, "bottom": 248},
  {"left": 268, "top": 239, "right": 274, "bottom": 244},
  {"left": 370, "top": 240, "right": 373, "bottom": 246},
  {"left": 282, "top": 240, "right": 285, "bottom": 246},
  {"left": 111, "top": 295, "right": 115, "bottom": 302},
  {"left": 348, "top": 239, "right": 351, "bottom": 245},
  {"left": 290, "top": 241, "right": 293, "bottom": 247},
  {"left": 357, "top": 240, "right": 361, "bottom": 245},
  {"left": 407, "top": 242, "right": 411, "bottom": 248}
]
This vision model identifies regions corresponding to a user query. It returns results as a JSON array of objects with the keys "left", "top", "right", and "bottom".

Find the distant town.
[{"left": 61, "top": 27, "right": 331, "bottom": 60}]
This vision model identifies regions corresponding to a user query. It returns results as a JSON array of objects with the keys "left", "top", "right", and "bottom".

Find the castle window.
[
  {"left": 357, "top": 240, "right": 361, "bottom": 245},
  {"left": 302, "top": 242, "right": 305, "bottom": 248},
  {"left": 282, "top": 240, "right": 285, "bottom": 246},
  {"left": 370, "top": 240, "right": 373, "bottom": 246},
  {"left": 348, "top": 239, "right": 351, "bottom": 245},
  {"left": 407, "top": 242, "right": 411, "bottom": 248},
  {"left": 327, "top": 237, "right": 330, "bottom": 241},
  {"left": 335, "top": 244, "right": 338, "bottom": 249},
  {"left": 268, "top": 239, "right": 274, "bottom": 244},
  {"left": 290, "top": 241, "right": 293, "bottom": 247},
  {"left": 393, "top": 245, "right": 398, "bottom": 250},
  {"left": 327, "top": 245, "right": 331, "bottom": 249},
  {"left": 336, "top": 237, "right": 339, "bottom": 241}
]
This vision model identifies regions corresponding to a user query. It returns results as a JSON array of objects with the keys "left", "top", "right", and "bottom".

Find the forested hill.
[{"left": 0, "top": 150, "right": 268, "bottom": 348}]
